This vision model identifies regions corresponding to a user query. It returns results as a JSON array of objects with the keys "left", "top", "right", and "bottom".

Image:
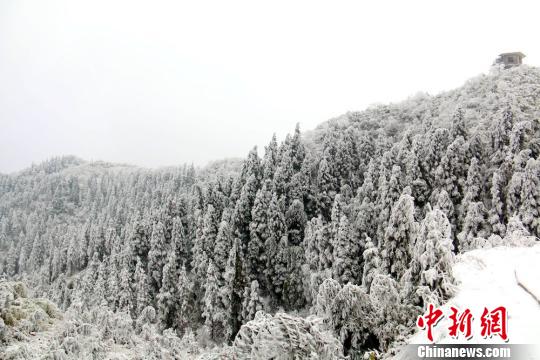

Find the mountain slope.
[{"left": 1, "top": 65, "right": 540, "bottom": 358}]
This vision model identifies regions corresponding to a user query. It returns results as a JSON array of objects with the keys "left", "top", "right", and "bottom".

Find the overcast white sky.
[{"left": 1, "top": 0, "right": 539, "bottom": 173}]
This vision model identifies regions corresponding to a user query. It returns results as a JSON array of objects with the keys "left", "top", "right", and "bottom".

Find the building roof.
[{"left": 499, "top": 52, "right": 526, "bottom": 58}]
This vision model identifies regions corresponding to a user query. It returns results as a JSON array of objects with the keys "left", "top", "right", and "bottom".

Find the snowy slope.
[{"left": 401, "top": 244, "right": 540, "bottom": 357}]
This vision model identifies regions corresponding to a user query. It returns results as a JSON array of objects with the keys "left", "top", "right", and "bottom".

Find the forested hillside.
[{"left": 1, "top": 65, "right": 540, "bottom": 359}]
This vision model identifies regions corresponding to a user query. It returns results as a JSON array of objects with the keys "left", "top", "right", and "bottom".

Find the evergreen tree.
[
  {"left": 203, "top": 261, "right": 227, "bottom": 341},
  {"left": 303, "top": 216, "right": 332, "bottom": 272},
  {"left": 94, "top": 261, "right": 108, "bottom": 306},
  {"left": 435, "top": 136, "right": 469, "bottom": 204},
  {"left": 381, "top": 189, "right": 418, "bottom": 279},
  {"left": 241, "top": 280, "right": 263, "bottom": 323},
  {"left": 316, "top": 155, "right": 337, "bottom": 220},
  {"left": 458, "top": 202, "right": 489, "bottom": 251},
  {"left": 410, "top": 208, "right": 455, "bottom": 303},
  {"left": 314, "top": 279, "right": 376, "bottom": 355},
  {"left": 462, "top": 157, "right": 483, "bottom": 206},
  {"left": 282, "top": 244, "right": 306, "bottom": 309},
  {"left": 354, "top": 168, "right": 378, "bottom": 242},
  {"left": 172, "top": 216, "right": 190, "bottom": 267},
  {"left": 134, "top": 257, "right": 151, "bottom": 315},
  {"left": 421, "top": 128, "right": 450, "bottom": 187},
  {"left": 214, "top": 219, "right": 233, "bottom": 275},
  {"left": 157, "top": 252, "right": 179, "bottom": 329},
  {"left": 450, "top": 107, "right": 467, "bottom": 140},
  {"left": 223, "top": 238, "right": 247, "bottom": 341},
  {"left": 191, "top": 209, "right": 209, "bottom": 286},
  {"left": 285, "top": 199, "right": 307, "bottom": 246},
  {"left": 290, "top": 123, "right": 306, "bottom": 173},
  {"left": 519, "top": 158, "right": 540, "bottom": 237},
  {"left": 147, "top": 221, "right": 168, "bottom": 293},
  {"left": 202, "top": 205, "right": 219, "bottom": 261},
  {"left": 264, "top": 193, "right": 287, "bottom": 297},
  {"left": 107, "top": 259, "right": 120, "bottom": 310},
  {"left": 331, "top": 213, "right": 360, "bottom": 285},
  {"left": 175, "top": 265, "right": 194, "bottom": 334},
  {"left": 488, "top": 170, "right": 507, "bottom": 236},
  {"left": 117, "top": 260, "right": 133, "bottom": 313},
  {"left": 248, "top": 181, "right": 272, "bottom": 283},
  {"left": 489, "top": 107, "right": 514, "bottom": 164},
  {"left": 376, "top": 164, "right": 403, "bottom": 242},
  {"left": 262, "top": 134, "right": 279, "bottom": 181},
  {"left": 361, "top": 237, "right": 381, "bottom": 291},
  {"left": 232, "top": 174, "right": 259, "bottom": 247}
]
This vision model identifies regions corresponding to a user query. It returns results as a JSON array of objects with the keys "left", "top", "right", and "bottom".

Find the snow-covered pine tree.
[
  {"left": 202, "top": 260, "right": 226, "bottom": 342},
  {"left": 519, "top": 158, "right": 540, "bottom": 237},
  {"left": 381, "top": 189, "right": 418, "bottom": 279},
  {"left": 157, "top": 251, "right": 179, "bottom": 329},
  {"left": 147, "top": 221, "right": 168, "bottom": 294},
  {"left": 175, "top": 264, "right": 195, "bottom": 334},
  {"left": 134, "top": 257, "right": 151, "bottom": 315},
  {"left": 117, "top": 259, "right": 133, "bottom": 313},
  {"left": 435, "top": 136, "right": 469, "bottom": 204},
  {"left": 223, "top": 238, "right": 247, "bottom": 341},
  {"left": 285, "top": 199, "right": 307, "bottom": 246},
  {"left": 409, "top": 207, "right": 455, "bottom": 303},
  {"left": 171, "top": 216, "right": 190, "bottom": 268},
  {"left": 376, "top": 164, "right": 403, "bottom": 243},
  {"left": 314, "top": 279, "right": 376, "bottom": 355},
  {"left": 241, "top": 280, "right": 263, "bottom": 323},
  {"left": 462, "top": 157, "right": 483, "bottom": 206},
  {"left": 488, "top": 170, "right": 507, "bottom": 237},
  {"left": 450, "top": 107, "right": 467, "bottom": 140},
  {"left": 458, "top": 202, "right": 489, "bottom": 251},
  {"left": 202, "top": 204, "right": 219, "bottom": 262},
  {"left": 361, "top": 237, "right": 381, "bottom": 291},
  {"left": 281, "top": 244, "right": 306, "bottom": 309},
  {"left": 316, "top": 154, "right": 337, "bottom": 220},
  {"left": 262, "top": 134, "right": 279, "bottom": 180},
  {"left": 369, "top": 274, "right": 414, "bottom": 351},
  {"left": 232, "top": 174, "right": 259, "bottom": 248},
  {"left": 214, "top": 219, "right": 233, "bottom": 275},
  {"left": 303, "top": 216, "right": 332, "bottom": 273},
  {"left": 248, "top": 181, "right": 272, "bottom": 284},
  {"left": 331, "top": 211, "right": 360, "bottom": 285},
  {"left": 264, "top": 193, "right": 287, "bottom": 298},
  {"left": 489, "top": 107, "right": 514, "bottom": 165}
]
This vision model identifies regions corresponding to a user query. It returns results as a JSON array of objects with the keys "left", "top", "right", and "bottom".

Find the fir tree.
[
  {"left": 147, "top": 221, "right": 168, "bottom": 293},
  {"left": 175, "top": 265, "right": 194, "bottom": 334},
  {"left": 262, "top": 134, "right": 279, "bottom": 180},
  {"left": 134, "top": 257, "right": 151, "bottom": 315},
  {"left": 488, "top": 170, "right": 507, "bottom": 237},
  {"left": 214, "top": 219, "right": 233, "bottom": 275},
  {"left": 519, "top": 158, "right": 540, "bottom": 237},
  {"left": 411, "top": 208, "right": 455, "bottom": 303},
  {"left": 241, "top": 280, "right": 263, "bottom": 323},
  {"left": 117, "top": 260, "right": 133, "bottom": 313},
  {"left": 361, "top": 237, "right": 381, "bottom": 291},
  {"left": 248, "top": 181, "right": 272, "bottom": 283},
  {"left": 202, "top": 205, "right": 219, "bottom": 261},
  {"left": 331, "top": 213, "right": 360, "bottom": 285},
  {"left": 458, "top": 202, "right": 489, "bottom": 251},
  {"left": 223, "top": 238, "right": 247, "bottom": 341},
  {"left": 157, "top": 252, "right": 179, "bottom": 329},
  {"left": 381, "top": 189, "right": 418, "bottom": 279},
  {"left": 203, "top": 261, "right": 227, "bottom": 341}
]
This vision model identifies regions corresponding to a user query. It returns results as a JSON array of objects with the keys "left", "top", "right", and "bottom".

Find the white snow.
[{"left": 404, "top": 244, "right": 540, "bottom": 357}]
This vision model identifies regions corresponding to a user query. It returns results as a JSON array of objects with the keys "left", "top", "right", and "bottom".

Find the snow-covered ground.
[{"left": 402, "top": 244, "right": 540, "bottom": 358}]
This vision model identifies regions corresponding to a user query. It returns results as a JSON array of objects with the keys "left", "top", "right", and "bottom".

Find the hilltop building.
[{"left": 494, "top": 52, "right": 526, "bottom": 69}]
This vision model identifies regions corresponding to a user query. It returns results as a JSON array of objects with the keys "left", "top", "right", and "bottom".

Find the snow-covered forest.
[{"left": 1, "top": 65, "right": 540, "bottom": 359}]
